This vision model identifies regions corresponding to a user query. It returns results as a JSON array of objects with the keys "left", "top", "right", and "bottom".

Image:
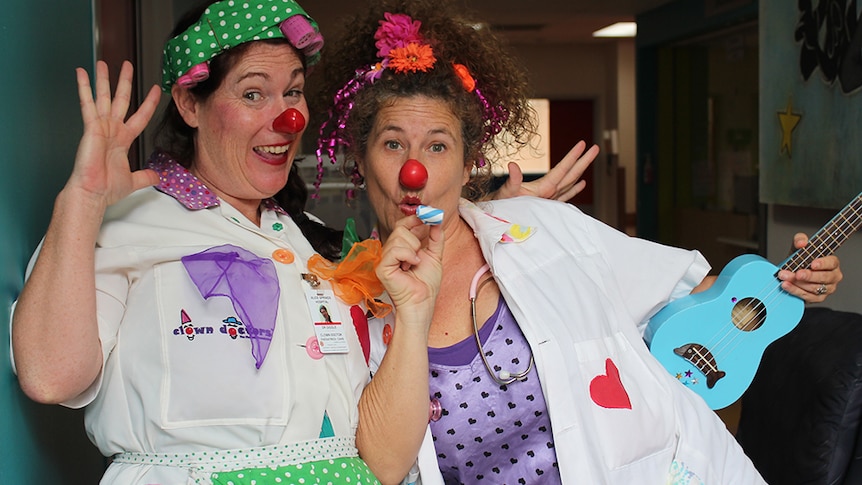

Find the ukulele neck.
[{"left": 780, "top": 192, "right": 862, "bottom": 272}]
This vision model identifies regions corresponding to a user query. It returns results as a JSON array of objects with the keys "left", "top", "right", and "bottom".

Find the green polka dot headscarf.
[{"left": 161, "top": 0, "right": 323, "bottom": 91}]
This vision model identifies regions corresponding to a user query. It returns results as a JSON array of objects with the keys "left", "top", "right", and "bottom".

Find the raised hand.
[
  {"left": 12, "top": 61, "right": 162, "bottom": 404},
  {"left": 496, "top": 140, "right": 600, "bottom": 201},
  {"left": 68, "top": 60, "right": 161, "bottom": 207},
  {"left": 375, "top": 216, "right": 445, "bottom": 329}
]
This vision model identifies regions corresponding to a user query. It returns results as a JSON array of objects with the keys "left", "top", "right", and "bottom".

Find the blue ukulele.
[{"left": 644, "top": 192, "right": 862, "bottom": 410}]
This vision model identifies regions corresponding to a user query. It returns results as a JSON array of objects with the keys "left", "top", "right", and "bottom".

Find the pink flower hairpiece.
[
  {"left": 375, "top": 13, "right": 423, "bottom": 57},
  {"left": 366, "top": 13, "right": 436, "bottom": 81}
]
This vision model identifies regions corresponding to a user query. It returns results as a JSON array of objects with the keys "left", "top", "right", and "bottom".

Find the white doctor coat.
[{"left": 369, "top": 197, "right": 765, "bottom": 485}]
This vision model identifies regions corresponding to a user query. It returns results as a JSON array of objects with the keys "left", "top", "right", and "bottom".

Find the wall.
[
  {"left": 759, "top": 0, "right": 862, "bottom": 314},
  {"left": 635, "top": 0, "right": 758, "bottom": 240},
  {"left": 0, "top": 0, "right": 107, "bottom": 482},
  {"left": 513, "top": 41, "right": 633, "bottom": 225},
  {"left": 617, "top": 40, "right": 638, "bottom": 221},
  {"left": 139, "top": 0, "right": 201, "bottom": 158},
  {"left": 759, "top": 0, "right": 862, "bottom": 208},
  {"left": 637, "top": 0, "right": 861, "bottom": 315}
]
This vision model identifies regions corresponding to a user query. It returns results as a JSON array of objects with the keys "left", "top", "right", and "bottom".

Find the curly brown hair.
[{"left": 316, "top": 0, "right": 537, "bottom": 200}]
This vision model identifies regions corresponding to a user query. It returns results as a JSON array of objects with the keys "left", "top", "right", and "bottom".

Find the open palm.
[{"left": 67, "top": 60, "right": 161, "bottom": 207}]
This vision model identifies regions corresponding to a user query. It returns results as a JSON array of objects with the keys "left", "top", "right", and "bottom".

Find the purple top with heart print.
[{"left": 427, "top": 297, "right": 562, "bottom": 484}]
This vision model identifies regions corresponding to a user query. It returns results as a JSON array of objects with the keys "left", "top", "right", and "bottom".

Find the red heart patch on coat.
[{"left": 589, "top": 358, "right": 632, "bottom": 409}]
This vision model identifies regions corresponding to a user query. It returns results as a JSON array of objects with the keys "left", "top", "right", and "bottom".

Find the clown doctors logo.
[
  {"left": 221, "top": 316, "right": 243, "bottom": 339},
  {"left": 172, "top": 309, "right": 257, "bottom": 342},
  {"left": 174, "top": 309, "right": 209, "bottom": 340}
]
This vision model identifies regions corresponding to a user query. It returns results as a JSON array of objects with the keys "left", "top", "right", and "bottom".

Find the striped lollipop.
[{"left": 415, "top": 205, "right": 444, "bottom": 225}]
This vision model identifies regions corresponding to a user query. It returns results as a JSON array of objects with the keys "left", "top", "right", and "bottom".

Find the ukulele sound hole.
[{"left": 731, "top": 297, "right": 766, "bottom": 331}]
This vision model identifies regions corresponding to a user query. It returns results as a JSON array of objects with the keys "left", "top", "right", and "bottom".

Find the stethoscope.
[{"left": 470, "top": 263, "right": 535, "bottom": 385}]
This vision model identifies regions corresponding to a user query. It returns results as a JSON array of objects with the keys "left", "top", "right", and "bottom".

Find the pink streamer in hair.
[
  {"left": 474, "top": 86, "right": 509, "bottom": 143},
  {"left": 473, "top": 86, "right": 510, "bottom": 168},
  {"left": 315, "top": 70, "right": 371, "bottom": 198}
]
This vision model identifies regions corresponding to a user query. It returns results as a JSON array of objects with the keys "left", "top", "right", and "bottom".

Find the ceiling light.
[{"left": 592, "top": 22, "right": 637, "bottom": 38}]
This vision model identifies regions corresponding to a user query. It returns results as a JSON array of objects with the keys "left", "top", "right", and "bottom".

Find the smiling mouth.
[
  {"left": 255, "top": 144, "right": 291, "bottom": 156},
  {"left": 400, "top": 196, "right": 422, "bottom": 216}
]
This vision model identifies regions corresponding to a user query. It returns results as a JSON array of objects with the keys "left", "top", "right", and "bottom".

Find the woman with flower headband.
[
  {"left": 315, "top": 1, "right": 843, "bottom": 484},
  {"left": 10, "top": 0, "right": 595, "bottom": 482}
]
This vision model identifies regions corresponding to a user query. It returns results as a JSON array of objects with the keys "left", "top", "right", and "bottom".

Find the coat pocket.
[
  {"left": 154, "top": 262, "right": 287, "bottom": 428},
  {"left": 572, "top": 332, "right": 677, "bottom": 472}
]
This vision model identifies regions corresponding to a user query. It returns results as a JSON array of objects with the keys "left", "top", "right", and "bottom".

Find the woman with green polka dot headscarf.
[{"left": 10, "top": 1, "right": 384, "bottom": 483}]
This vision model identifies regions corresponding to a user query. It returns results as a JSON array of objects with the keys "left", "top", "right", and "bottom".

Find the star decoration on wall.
[{"left": 777, "top": 98, "right": 802, "bottom": 157}]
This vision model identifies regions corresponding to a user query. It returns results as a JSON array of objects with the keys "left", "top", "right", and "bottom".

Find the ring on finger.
[{"left": 816, "top": 283, "right": 828, "bottom": 295}]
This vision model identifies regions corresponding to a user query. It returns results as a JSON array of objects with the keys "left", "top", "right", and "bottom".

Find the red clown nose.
[
  {"left": 273, "top": 108, "right": 306, "bottom": 134},
  {"left": 399, "top": 159, "right": 428, "bottom": 190}
]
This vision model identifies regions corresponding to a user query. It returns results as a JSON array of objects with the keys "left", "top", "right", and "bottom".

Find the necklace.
[{"left": 470, "top": 263, "right": 535, "bottom": 385}]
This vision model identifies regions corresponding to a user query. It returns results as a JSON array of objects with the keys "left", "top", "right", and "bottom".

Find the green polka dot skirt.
[
  {"left": 210, "top": 456, "right": 379, "bottom": 484},
  {"left": 111, "top": 436, "right": 379, "bottom": 484}
]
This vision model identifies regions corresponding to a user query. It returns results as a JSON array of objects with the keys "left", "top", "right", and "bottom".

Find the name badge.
[{"left": 305, "top": 289, "right": 349, "bottom": 354}]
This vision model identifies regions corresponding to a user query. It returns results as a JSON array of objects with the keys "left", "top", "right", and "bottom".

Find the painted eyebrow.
[
  {"left": 377, "top": 125, "right": 457, "bottom": 138},
  {"left": 236, "top": 66, "right": 305, "bottom": 84},
  {"left": 427, "top": 127, "right": 455, "bottom": 137},
  {"left": 378, "top": 124, "right": 404, "bottom": 134}
]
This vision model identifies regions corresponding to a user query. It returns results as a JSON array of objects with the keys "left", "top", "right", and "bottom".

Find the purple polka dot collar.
[{"left": 146, "top": 151, "right": 287, "bottom": 215}]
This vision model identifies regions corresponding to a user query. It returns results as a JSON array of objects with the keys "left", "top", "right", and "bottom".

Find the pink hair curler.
[
  {"left": 280, "top": 16, "right": 324, "bottom": 57},
  {"left": 176, "top": 63, "right": 210, "bottom": 88},
  {"left": 273, "top": 108, "right": 306, "bottom": 134}
]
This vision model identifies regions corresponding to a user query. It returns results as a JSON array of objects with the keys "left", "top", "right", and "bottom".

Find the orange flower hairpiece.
[
  {"left": 453, "top": 63, "right": 476, "bottom": 92},
  {"left": 389, "top": 43, "right": 436, "bottom": 73}
]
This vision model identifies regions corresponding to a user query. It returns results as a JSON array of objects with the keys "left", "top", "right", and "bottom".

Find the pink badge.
[
  {"left": 382, "top": 323, "right": 393, "bottom": 346},
  {"left": 305, "top": 336, "right": 323, "bottom": 360},
  {"left": 429, "top": 398, "right": 442, "bottom": 422}
]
